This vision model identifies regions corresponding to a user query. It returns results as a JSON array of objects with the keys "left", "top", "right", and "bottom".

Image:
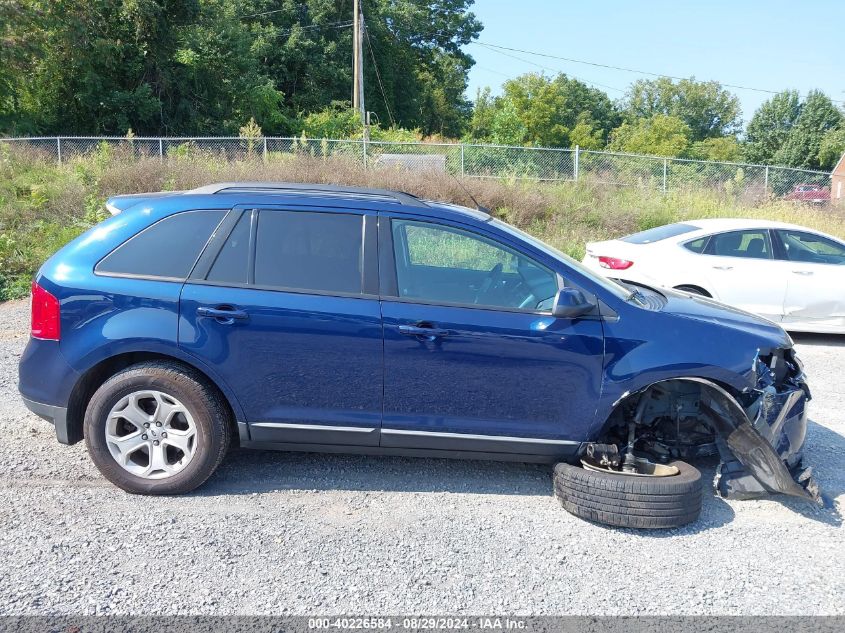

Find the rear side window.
[
  {"left": 96, "top": 210, "right": 225, "bottom": 279},
  {"left": 706, "top": 230, "right": 771, "bottom": 259},
  {"left": 621, "top": 223, "right": 699, "bottom": 244},
  {"left": 254, "top": 210, "right": 363, "bottom": 294}
]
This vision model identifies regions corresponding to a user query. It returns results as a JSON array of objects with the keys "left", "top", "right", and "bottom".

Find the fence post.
[
  {"left": 56, "top": 137, "right": 62, "bottom": 165},
  {"left": 460, "top": 143, "right": 465, "bottom": 177},
  {"left": 573, "top": 145, "right": 580, "bottom": 181},
  {"left": 263, "top": 137, "right": 268, "bottom": 163},
  {"left": 158, "top": 138, "right": 164, "bottom": 161},
  {"left": 663, "top": 158, "right": 668, "bottom": 193},
  {"left": 764, "top": 166, "right": 769, "bottom": 195},
  {"left": 363, "top": 138, "right": 368, "bottom": 169}
]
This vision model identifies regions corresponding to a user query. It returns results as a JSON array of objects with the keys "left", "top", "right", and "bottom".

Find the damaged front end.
[
  {"left": 709, "top": 348, "right": 819, "bottom": 503},
  {"left": 593, "top": 347, "right": 821, "bottom": 504}
]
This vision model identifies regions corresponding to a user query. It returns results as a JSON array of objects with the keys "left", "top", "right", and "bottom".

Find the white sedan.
[{"left": 581, "top": 218, "right": 845, "bottom": 334}]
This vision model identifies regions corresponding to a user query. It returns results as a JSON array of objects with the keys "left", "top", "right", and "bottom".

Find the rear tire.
[
  {"left": 554, "top": 461, "right": 702, "bottom": 529},
  {"left": 84, "top": 361, "right": 231, "bottom": 495}
]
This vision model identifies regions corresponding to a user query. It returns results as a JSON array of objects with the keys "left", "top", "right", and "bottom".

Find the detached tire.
[{"left": 554, "top": 461, "right": 702, "bottom": 529}]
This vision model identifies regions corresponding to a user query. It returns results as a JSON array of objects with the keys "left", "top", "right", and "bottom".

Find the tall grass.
[{"left": 1, "top": 145, "right": 843, "bottom": 300}]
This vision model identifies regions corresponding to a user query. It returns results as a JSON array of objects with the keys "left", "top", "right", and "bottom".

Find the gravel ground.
[{"left": 0, "top": 298, "right": 843, "bottom": 616}]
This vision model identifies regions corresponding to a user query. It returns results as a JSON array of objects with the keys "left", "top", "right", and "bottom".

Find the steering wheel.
[{"left": 474, "top": 263, "right": 503, "bottom": 304}]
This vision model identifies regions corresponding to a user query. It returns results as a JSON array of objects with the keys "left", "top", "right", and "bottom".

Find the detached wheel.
[
  {"left": 84, "top": 361, "right": 231, "bottom": 495},
  {"left": 554, "top": 460, "right": 702, "bottom": 529}
]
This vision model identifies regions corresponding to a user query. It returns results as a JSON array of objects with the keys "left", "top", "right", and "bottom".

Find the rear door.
[
  {"left": 773, "top": 229, "right": 845, "bottom": 330},
  {"left": 699, "top": 229, "right": 787, "bottom": 321},
  {"left": 378, "top": 214, "right": 604, "bottom": 457},
  {"left": 178, "top": 206, "right": 383, "bottom": 446}
]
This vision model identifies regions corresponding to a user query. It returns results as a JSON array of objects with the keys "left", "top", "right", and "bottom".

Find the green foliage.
[
  {"left": 818, "top": 125, "right": 845, "bottom": 169},
  {"left": 298, "top": 104, "right": 363, "bottom": 140},
  {"left": 744, "top": 90, "right": 801, "bottom": 165},
  {"left": 773, "top": 91, "right": 843, "bottom": 170},
  {"left": 0, "top": 0, "right": 482, "bottom": 138},
  {"left": 466, "top": 73, "right": 618, "bottom": 147},
  {"left": 688, "top": 137, "right": 742, "bottom": 162},
  {"left": 608, "top": 114, "right": 691, "bottom": 157},
  {"left": 622, "top": 77, "right": 742, "bottom": 141}
]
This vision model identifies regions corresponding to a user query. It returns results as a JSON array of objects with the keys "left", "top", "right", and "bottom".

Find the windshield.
[
  {"left": 491, "top": 218, "right": 632, "bottom": 301},
  {"left": 621, "top": 223, "right": 699, "bottom": 244}
]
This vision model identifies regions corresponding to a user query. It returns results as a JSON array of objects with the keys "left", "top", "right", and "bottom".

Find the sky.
[{"left": 464, "top": 0, "right": 845, "bottom": 126}]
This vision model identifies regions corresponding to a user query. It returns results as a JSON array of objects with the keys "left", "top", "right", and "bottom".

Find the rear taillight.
[
  {"left": 31, "top": 281, "right": 60, "bottom": 340},
  {"left": 598, "top": 256, "right": 634, "bottom": 270}
]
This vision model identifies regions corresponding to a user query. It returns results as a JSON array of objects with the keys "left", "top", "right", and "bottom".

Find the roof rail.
[{"left": 189, "top": 182, "right": 428, "bottom": 207}]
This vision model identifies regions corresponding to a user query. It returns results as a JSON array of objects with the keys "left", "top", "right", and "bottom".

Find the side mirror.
[{"left": 552, "top": 287, "right": 595, "bottom": 319}]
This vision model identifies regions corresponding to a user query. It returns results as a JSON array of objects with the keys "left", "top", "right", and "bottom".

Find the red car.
[{"left": 784, "top": 184, "right": 830, "bottom": 204}]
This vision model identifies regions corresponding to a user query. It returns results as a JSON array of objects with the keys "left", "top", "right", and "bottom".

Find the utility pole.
[{"left": 352, "top": 0, "right": 365, "bottom": 128}]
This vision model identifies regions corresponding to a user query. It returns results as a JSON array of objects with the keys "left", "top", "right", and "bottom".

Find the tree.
[
  {"left": 773, "top": 91, "right": 842, "bottom": 170},
  {"left": 688, "top": 137, "right": 742, "bottom": 162},
  {"left": 623, "top": 77, "right": 742, "bottom": 141},
  {"left": 818, "top": 125, "right": 845, "bottom": 169},
  {"left": 608, "top": 114, "right": 691, "bottom": 157},
  {"left": 0, "top": 0, "right": 483, "bottom": 137},
  {"left": 743, "top": 90, "right": 802, "bottom": 165},
  {"left": 466, "top": 73, "right": 618, "bottom": 147}
]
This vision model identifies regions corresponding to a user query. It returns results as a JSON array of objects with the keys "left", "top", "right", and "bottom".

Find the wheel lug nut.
[
  {"left": 142, "top": 434, "right": 148, "bottom": 440},
  {"left": 154, "top": 440, "right": 160, "bottom": 446},
  {"left": 155, "top": 422, "right": 162, "bottom": 427},
  {"left": 161, "top": 432, "right": 167, "bottom": 438},
  {"left": 143, "top": 422, "right": 150, "bottom": 428}
]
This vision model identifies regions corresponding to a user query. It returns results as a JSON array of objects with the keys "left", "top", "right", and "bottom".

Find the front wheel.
[
  {"left": 84, "top": 361, "right": 231, "bottom": 495},
  {"left": 554, "top": 460, "right": 702, "bottom": 529}
]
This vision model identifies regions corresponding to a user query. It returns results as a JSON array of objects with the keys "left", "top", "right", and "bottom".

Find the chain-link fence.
[{"left": 0, "top": 136, "right": 832, "bottom": 201}]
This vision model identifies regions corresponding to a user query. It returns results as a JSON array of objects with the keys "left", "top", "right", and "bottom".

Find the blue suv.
[{"left": 19, "top": 183, "right": 818, "bottom": 528}]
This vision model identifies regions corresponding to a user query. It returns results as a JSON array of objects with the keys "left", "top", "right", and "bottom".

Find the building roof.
[{"left": 833, "top": 151, "right": 845, "bottom": 176}]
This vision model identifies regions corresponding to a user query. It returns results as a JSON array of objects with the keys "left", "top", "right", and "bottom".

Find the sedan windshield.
[{"left": 491, "top": 219, "right": 632, "bottom": 301}]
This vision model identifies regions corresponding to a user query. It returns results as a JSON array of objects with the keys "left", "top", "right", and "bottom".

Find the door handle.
[
  {"left": 196, "top": 306, "right": 249, "bottom": 323},
  {"left": 712, "top": 265, "right": 733, "bottom": 270},
  {"left": 791, "top": 270, "right": 813, "bottom": 276},
  {"left": 398, "top": 324, "right": 449, "bottom": 339}
]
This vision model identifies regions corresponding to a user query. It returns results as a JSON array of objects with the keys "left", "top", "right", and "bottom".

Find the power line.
[
  {"left": 474, "top": 41, "right": 845, "bottom": 104},
  {"left": 363, "top": 20, "right": 396, "bottom": 127},
  {"left": 474, "top": 42, "right": 625, "bottom": 94}
]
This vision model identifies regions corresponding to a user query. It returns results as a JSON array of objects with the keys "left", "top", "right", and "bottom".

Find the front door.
[
  {"left": 179, "top": 207, "right": 383, "bottom": 446},
  {"left": 774, "top": 228, "right": 845, "bottom": 330},
  {"left": 379, "top": 216, "right": 604, "bottom": 457}
]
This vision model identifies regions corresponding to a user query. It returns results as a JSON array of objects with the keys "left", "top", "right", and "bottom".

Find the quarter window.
[
  {"left": 706, "top": 230, "right": 771, "bottom": 260},
  {"left": 254, "top": 210, "right": 363, "bottom": 294},
  {"left": 776, "top": 230, "right": 845, "bottom": 265},
  {"left": 206, "top": 212, "right": 251, "bottom": 284},
  {"left": 391, "top": 220, "right": 558, "bottom": 311},
  {"left": 683, "top": 237, "right": 708, "bottom": 253},
  {"left": 96, "top": 210, "right": 225, "bottom": 279}
]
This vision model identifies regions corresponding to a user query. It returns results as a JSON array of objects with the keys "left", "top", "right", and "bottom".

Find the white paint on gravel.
[{"left": 0, "top": 298, "right": 843, "bottom": 615}]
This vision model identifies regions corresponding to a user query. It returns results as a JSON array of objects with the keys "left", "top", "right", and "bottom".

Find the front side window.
[
  {"left": 706, "top": 230, "right": 771, "bottom": 260},
  {"left": 776, "top": 230, "right": 845, "bottom": 265},
  {"left": 96, "top": 210, "right": 226, "bottom": 279},
  {"left": 254, "top": 210, "right": 363, "bottom": 294},
  {"left": 391, "top": 220, "right": 558, "bottom": 311}
]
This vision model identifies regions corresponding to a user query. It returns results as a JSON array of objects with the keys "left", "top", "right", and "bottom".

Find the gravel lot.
[{"left": 0, "top": 298, "right": 843, "bottom": 616}]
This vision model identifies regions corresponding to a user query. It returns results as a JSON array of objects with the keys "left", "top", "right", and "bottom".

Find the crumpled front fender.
[{"left": 688, "top": 377, "right": 820, "bottom": 504}]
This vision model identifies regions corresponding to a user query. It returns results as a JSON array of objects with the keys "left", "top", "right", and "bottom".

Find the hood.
[{"left": 640, "top": 284, "right": 792, "bottom": 349}]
